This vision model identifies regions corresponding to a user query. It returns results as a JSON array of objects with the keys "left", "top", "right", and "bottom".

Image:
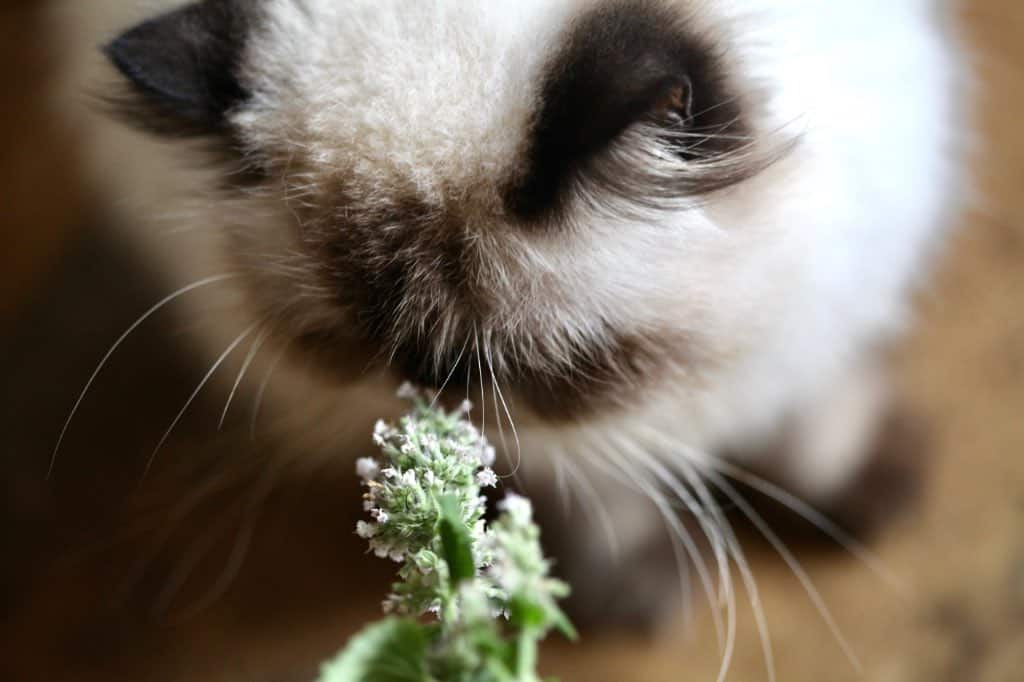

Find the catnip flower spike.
[{"left": 318, "top": 383, "right": 575, "bottom": 682}]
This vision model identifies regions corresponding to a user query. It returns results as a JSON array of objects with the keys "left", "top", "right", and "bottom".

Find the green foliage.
[
  {"left": 317, "top": 387, "right": 574, "bottom": 682},
  {"left": 438, "top": 494, "right": 477, "bottom": 586},
  {"left": 317, "top": 619, "right": 434, "bottom": 682}
]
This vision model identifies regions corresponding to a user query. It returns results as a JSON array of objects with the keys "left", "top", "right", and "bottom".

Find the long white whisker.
[
  {"left": 638, "top": 437, "right": 799, "bottom": 682},
  {"left": 705, "top": 468, "right": 862, "bottom": 674},
  {"left": 593, "top": 441, "right": 724, "bottom": 651},
  {"left": 671, "top": 462, "right": 750, "bottom": 682},
  {"left": 597, "top": 433, "right": 777, "bottom": 682},
  {"left": 486, "top": 342, "right": 509, "bottom": 460},
  {"left": 487, "top": 344, "right": 523, "bottom": 479},
  {"left": 174, "top": 451, "right": 290, "bottom": 621},
  {"left": 250, "top": 337, "right": 292, "bottom": 439},
  {"left": 429, "top": 335, "right": 470, "bottom": 408},
  {"left": 473, "top": 329, "right": 486, "bottom": 442},
  {"left": 708, "top": 457, "right": 903, "bottom": 591},
  {"left": 219, "top": 326, "right": 270, "bottom": 431},
  {"left": 551, "top": 455, "right": 573, "bottom": 518},
  {"left": 600, "top": 438, "right": 732, "bottom": 663},
  {"left": 177, "top": 515, "right": 256, "bottom": 620},
  {"left": 558, "top": 453, "right": 621, "bottom": 560},
  {"left": 144, "top": 323, "right": 258, "bottom": 478},
  {"left": 114, "top": 462, "right": 251, "bottom": 606},
  {"left": 646, "top": 445, "right": 772, "bottom": 682},
  {"left": 152, "top": 511, "right": 235, "bottom": 615},
  {"left": 464, "top": 334, "right": 474, "bottom": 407},
  {"left": 599, "top": 448, "right": 726, "bottom": 670},
  {"left": 49, "top": 273, "right": 238, "bottom": 478}
]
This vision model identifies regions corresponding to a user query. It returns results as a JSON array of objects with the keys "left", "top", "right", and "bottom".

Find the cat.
[{"left": 63, "top": 0, "right": 967, "bottom": 632}]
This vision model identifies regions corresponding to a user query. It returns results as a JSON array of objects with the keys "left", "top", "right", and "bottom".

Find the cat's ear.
[{"left": 104, "top": 0, "right": 249, "bottom": 137}]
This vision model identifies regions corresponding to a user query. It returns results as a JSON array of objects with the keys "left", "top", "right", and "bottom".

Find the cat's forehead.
[
  {"left": 234, "top": 1, "right": 580, "bottom": 190},
  {"left": 232, "top": 0, "right": 736, "bottom": 207}
]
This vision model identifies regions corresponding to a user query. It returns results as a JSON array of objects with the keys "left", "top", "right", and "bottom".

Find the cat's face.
[{"left": 107, "top": 0, "right": 794, "bottom": 424}]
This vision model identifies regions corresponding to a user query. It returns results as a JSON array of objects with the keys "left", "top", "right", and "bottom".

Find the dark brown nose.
[{"left": 390, "top": 337, "right": 473, "bottom": 392}]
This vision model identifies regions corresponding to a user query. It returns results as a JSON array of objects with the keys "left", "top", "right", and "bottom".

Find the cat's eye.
[{"left": 648, "top": 78, "right": 695, "bottom": 128}]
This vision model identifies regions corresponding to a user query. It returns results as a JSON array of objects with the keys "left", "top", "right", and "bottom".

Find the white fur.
[{"left": 55, "top": 0, "right": 967, "bottom": 498}]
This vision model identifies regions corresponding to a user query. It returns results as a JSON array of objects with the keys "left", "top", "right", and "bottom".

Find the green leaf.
[
  {"left": 438, "top": 494, "right": 476, "bottom": 585},
  {"left": 508, "top": 595, "right": 577, "bottom": 642},
  {"left": 508, "top": 596, "right": 547, "bottom": 631},
  {"left": 548, "top": 605, "right": 578, "bottom": 642},
  {"left": 317, "top": 618, "right": 435, "bottom": 682},
  {"left": 483, "top": 658, "right": 520, "bottom": 682}
]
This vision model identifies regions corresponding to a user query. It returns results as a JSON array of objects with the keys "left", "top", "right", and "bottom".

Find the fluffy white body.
[{"left": 54, "top": 0, "right": 966, "bottom": 618}]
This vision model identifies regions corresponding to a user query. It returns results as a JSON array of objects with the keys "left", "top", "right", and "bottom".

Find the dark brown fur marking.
[
  {"left": 507, "top": 0, "right": 753, "bottom": 223},
  {"left": 283, "top": 179, "right": 692, "bottom": 420}
]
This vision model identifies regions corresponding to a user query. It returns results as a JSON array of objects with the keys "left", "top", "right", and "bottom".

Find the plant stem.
[{"left": 517, "top": 630, "right": 539, "bottom": 682}]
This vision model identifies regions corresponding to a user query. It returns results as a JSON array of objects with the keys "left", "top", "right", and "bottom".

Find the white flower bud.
[
  {"left": 478, "top": 444, "right": 496, "bottom": 467},
  {"left": 498, "top": 493, "right": 533, "bottom": 525},
  {"left": 396, "top": 382, "right": 419, "bottom": 399},
  {"left": 356, "top": 457, "right": 380, "bottom": 481},
  {"left": 476, "top": 468, "right": 498, "bottom": 488},
  {"left": 372, "top": 420, "right": 391, "bottom": 445}
]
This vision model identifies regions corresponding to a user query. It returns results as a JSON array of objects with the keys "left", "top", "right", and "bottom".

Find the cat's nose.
[{"left": 390, "top": 337, "right": 471, "bottom": 392}]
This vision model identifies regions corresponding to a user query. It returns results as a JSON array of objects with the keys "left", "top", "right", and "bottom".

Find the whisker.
[
  {"left": 113, "top": 461, "right": 252, "bottom": 607},
  {"left": 219, "top": 325, "right": 271, "bottom": 431},
  {"left": 595, "top": 432, "right": 783, "bottom": 682},
  {"left": 705, "top": 468, "right": 862, "bottom": 674},
  {"left": 175, "top": 514, "right": 257, "bottom": 621},
  {"left": 596, "top": 437, "right": 727, "bottom": 657},
  {"left": 152, "top": 510, "right": 236, "bottom": 615},
  {"left": 597, "top": 446, "right": 733, "bottom": 672},
  {"left": 672, "top": 464, "right": 751, "bottom": 682},
  {"left": 486, "top": 345, "right": 510, "bottom": 462},
  {"left": 144, "top": 323, "right": 258, "bottom": 479},
  {"left": 172, "top": 452, "right": 290, "bottom": 622},
  {"left": 558, "top": 453, "right": 621, "bottom": 561},
  {"left": 473, "top": 328, "right": 486, "bottom": 442},
  {"left": 551, "top": 455, "right": 573, "bottom": 518},
  {"left": 429, "top": 335, "right": 470, "bottom": 408},
  {"left": 464, "top": 334, "right": 474, "bottom": 407},
  {"left": 589, "top": 438, "right": 724, "bottom": 651},
  {"left": 643, "top": 445, "right": 771, "bottom": 682},
  {"left": 485, "top": 342, "right": 524, "bottom": 481},
  {"left": 708, "top": 457, "right": 903, "bottom": 591},
  {"left": 176, "top": 515, "right": 257, "bottom": 620},
  {"left": 250, "top": 337, "right": 293, "bottom": 440},
  {"left": 49, "top": 273, "right": 238, "bottom": 478},
  {"left": 686, "top": 91, "right": 745, "bottom": 125}
]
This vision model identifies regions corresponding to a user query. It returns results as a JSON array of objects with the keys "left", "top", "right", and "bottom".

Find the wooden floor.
[{"left": 3, "top": 3, "right": 1023, "bottom": 681}]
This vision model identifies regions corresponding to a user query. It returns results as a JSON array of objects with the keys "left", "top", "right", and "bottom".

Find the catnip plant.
[{"left": 317, "top": 385, "right": 575, "bottom": 682}]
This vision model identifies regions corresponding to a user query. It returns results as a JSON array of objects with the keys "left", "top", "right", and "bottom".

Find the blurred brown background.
[{"left": 2, "top": 2, "right": 1023, "bottom": 681}]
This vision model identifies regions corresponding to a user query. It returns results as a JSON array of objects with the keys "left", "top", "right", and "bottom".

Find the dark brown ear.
[{"left": 103, "top": 0, "right": 249, "bottom": 138}]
